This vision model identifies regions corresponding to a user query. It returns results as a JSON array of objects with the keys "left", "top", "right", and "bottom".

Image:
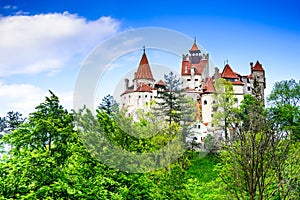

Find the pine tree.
[{"left": 154, "top": 72, "right": 191, "bottom": 125}]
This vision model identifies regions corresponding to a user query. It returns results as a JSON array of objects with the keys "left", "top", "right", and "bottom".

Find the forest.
[{"left": 0, "top": 77, "right": 299, "bottom": 199}]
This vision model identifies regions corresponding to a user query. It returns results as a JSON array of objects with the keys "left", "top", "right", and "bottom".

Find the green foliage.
[
  {"left": 212, "top": 78, "right": 238, "bottom": 139},
  {"left": 0, "top": 111, "right": 25, "bottom": 133},
  {"left": 98, "top": 94, "right": 119, "bottom": 116},
  {"left": 0, "top": 91, "right": 122, "bottom": 199},
  {"left": 155, "top": 72, "right": 194, "bottom": 125},
  {"left": 216, "top": 82, "right": 300, "bottom": 199},
  {"left": 186, "top": 153, "right": 230, "bottom": 199},
  {"left": 268, "top": 79, "right": 300, "bottom": 141}
]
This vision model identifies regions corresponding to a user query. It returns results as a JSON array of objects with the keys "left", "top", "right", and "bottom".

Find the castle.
[{"left": 120, "top": 40, "right": 266, "bottom": 129}]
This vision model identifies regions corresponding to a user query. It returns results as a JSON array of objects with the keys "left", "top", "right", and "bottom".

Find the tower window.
[
  {"left": 195, "top": 79, "right": 198, "bottom": 81},
  {"left": 145, "top": 95, "right": 147, "bottom": 98},
  {"left": 139, "top": 95, "right": 141, "bottom": 98},
  {"left": 204, "top": 100, "right": 207, "bottom": 105},
  {"left": 187, "top": 79, "right": 191, "bottom": 81},
  {"left": 247, "top": 86, "right": 251, "bottom": 91}
]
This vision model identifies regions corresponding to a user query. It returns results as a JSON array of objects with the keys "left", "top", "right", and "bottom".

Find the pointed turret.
[
  {"left": 189, "top": 38, "right": 201, "bottom": 64},
  {"left": 134, "top": 49, "right": 154, "bottom": 81},
  {"left": 221, "top": 64, "right": 238, "bottom": 79},
  {"left": 252, "top": 61, "right": 264, "bottom": 72}
]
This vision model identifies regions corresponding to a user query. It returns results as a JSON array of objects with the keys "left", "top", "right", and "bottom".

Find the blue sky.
[{"left": 0, "top": 0, "right": 299, "bottom": 116}]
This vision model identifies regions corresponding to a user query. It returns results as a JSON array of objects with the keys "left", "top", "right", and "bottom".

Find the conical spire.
[
  {"left": 221, "top": 64, "right": 238, "bottom": 79},
  {"left": 190, "top": 37, "right": 200, "bottom": 51},
  {"left": 134, "top": 49, "right": 154, "bottom": 80},
  {"left": 252, "top": 61, "right": 264, "bottom": 71}
]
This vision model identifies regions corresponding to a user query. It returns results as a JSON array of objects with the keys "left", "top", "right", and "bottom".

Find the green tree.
[
  {"left": 155, "top": 72, "right": 189, "bottom": 125},
  {"left": 268, "top": 79, "right": 300, "bottom": 141},
  {"left": 0, "top": 111, "right": 25, "bottom": 133},
  {"left": 212, "top": 78, "right": 238, "bottom": 139},
  {"left": 0, "top": 91, "right": 122, "bottom": 199},
  {"left": 98, "top": 94, "right": 119, "bottom": 116},
  {"left": 216, "top": 90, "right": 299, "bottom": 199}
]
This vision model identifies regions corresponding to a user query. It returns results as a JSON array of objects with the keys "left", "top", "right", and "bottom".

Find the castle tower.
[
  {"left": 181, "top": 39, "right": 208, "bottom": 92},
  {"left": 120, "top": 48, "right": 158, "bottom": 112},
  {"left": 250, "top": 61, "right": 266, "bottom": 100},
  {"left": 133, "top": 48, "right": 155, "bottom": 89},
  {"left": 189, "top": 38, "right": 202, "bottom": 64}
]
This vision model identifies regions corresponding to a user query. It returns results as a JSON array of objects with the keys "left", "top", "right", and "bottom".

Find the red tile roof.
[
  {"left": 221, "top": 64, "right": 238, "bottom": 79},
  {"left": 181, "top": 59, "right": 207, "bottom": 75},
  {"left": 202, "top": 78, "right": 215, "bottom": 93},
  {"left": 156, "top": 80, "right": 166, "bottom": 86},
  {"left": 135, "top": 83, "right": 153, "bottom": 92},
  {"left": 252, "top": 61, "right": 264, "bottom": 71},
  {"left": 190, "top": 42, "right": 200, "bottom": 51},
  {"left": 135, "top": 52, "right": 154, "bottom": 80},
  {"left": 231, "top": 80, "right": 244, "bottom": 85}
]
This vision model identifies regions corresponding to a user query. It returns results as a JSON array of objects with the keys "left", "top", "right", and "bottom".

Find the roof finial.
[
  {"left": 194, "top": 36, "right": 196, "bottom": 43},
  {"left": 224, "top": 60, "right": 229, "bottom": 66},
  {"left": 143, "top": 45, "right": 145, "bottom": 53}
]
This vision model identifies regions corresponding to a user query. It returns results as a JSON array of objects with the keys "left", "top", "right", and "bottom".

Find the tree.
[
  {"left": 212, "top": 78, "right": 238, "bottom": 139},
  {"left": 0, "top": 111, "right": 25, "bottom": 133},
  {"left": 77, "top": 100, "right": 194, "bottom": 199},
  {"left": 216, "top": 89, "right": 299, "bottom": 199},
  {"left": 98, "top": 94, "right": 119, "bottom": 116},
  {"left": 268, "top": 79, "right": 300, "bottom": 141},
  {"left": 155, "top": 72, "right": 190, "bottom": 125},
  {"left": 0, "top": 91, "right": 122, "bottom": 199}
]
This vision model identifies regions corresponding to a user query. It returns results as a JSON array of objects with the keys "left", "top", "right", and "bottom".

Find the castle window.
[
  {"left": 204, "top": 100, "right": 207, "bottom": 105},
  {"left": 187, "top": 79, "right": 191, "bottom": 81},
  {"left": 195, "top": 79, "right": 198, "bottom": 81},
  {"left": 151, "top": 96, "right": 152, "bottom": 98},
  {"left": 145, "top": 95, "right": 147, "bottom": 98},
  {"left": 247, "top": 86, "right": 251, "bottom": 91},
  {"left": 139, "top": 95, "right": 141, "bottom": 98}
]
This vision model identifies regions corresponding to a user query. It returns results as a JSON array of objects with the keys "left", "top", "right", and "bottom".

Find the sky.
[{"left": 0, "top": 0, "right": 299, "bottom": 117}]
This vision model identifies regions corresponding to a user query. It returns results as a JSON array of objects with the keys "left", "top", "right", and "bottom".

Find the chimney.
[
  {"left": 213, "top": 67, "right": 220, "bottom": 80},
  {"left": 250, "top": 62, "right": 253, "bottom": 69},
  {"left": 125, "top": 78, "right": 129, "bottom": 90}
]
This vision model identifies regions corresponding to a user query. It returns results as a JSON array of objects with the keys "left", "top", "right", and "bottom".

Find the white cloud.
[
  {"left": 0, "top": 13, "right": 120, "bottom": 76},
  {"left": 0, "top": 81, "right": 73, "bottom": 117},
  {"left": 3, "top": 5, "right": 17, "bottom": 10}
]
